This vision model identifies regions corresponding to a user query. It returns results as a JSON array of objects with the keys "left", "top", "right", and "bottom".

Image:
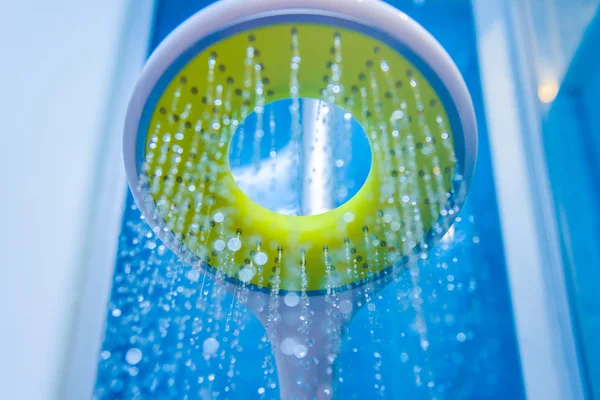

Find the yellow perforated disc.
[{"left": 139, "top": 23, "right": 457, "bottom": 293}]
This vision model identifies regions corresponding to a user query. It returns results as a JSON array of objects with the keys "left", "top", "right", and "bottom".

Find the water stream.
[{"left": 96, "top": 27, "right": 520, "bottom": 400}]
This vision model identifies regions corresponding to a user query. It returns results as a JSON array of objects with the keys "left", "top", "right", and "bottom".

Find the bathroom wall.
[
  {"left": 543, "top": 11, "right": 600, "bottom": 398},
  {"left": 472, "top": 0, "right": 594, "bottom": 398},
  {"left": 472, "top": 0, "right": 600, "bottom": 398},
  {"left": 519, "top": 0, "right": 599, "bottom": 85},
  {"left": 0, "top": 2, "right": 148, "bottom": 399}
]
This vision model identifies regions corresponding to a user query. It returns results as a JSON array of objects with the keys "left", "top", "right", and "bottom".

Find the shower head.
[
  {"left": 123, "top": 0, "right": 477, "bottom": 397},
  {"left": 124, "top": 0, "right": 477, "bottom": 297}
]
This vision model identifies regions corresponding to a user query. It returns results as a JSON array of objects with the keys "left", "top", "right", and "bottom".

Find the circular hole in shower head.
[{"left": 229, "top": 98, "right": 371, "bottom": 217}]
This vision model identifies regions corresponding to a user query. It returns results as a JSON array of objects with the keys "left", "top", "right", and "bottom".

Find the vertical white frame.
[
  {"left": 58, "top": 2, "right": 156, "bottom": 399},
  {"left": 472, "top": 1, "right": 585, "bottom": 399}
]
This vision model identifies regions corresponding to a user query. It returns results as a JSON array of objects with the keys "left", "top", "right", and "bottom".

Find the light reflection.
[{"left": 538, "top": 81, "right": 559, "bottom": 103}]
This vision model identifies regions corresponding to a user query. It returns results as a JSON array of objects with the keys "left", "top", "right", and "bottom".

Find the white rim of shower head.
[{"left": 123, "top": 0, "right": 478, "bottom": 287}]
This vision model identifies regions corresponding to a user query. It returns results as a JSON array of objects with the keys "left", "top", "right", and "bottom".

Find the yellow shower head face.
[{"left": 125, "top": 7, "right": 477, "bottom": 295}]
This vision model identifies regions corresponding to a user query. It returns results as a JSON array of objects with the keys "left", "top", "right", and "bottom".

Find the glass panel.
[
  {"left": 517, "top": 0, "right": 600, "bottom": 396},
  {"left": 94, "top": 1, "right": 524, "bottom": 398}
]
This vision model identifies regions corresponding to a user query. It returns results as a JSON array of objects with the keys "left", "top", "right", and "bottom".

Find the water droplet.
[
  {"left": 213, "top": 212, "right": 225, "bottom": 223},
  {"left": 109, "top": 379, "right": 123, "bottom": 392},
  {"left": 284, "top": 292, "right": 300, "bottom": 307},
  {"left": 280, "top": 338, "right": 297, "bottom": 356},
  {"left": 111, "top": 309, "right": 121, "bottom": 317},
  {"left": 343, "top": 212, "right": 355, "bottom": 223},
  {"left": 213, "top": 240, "right": 226, "bottom": 252},
  {"left": 125, "top": 348, "right": 143, "bottom": 365},
  {"left": 239, "top": 267, "right": 255, "bottom": 283},
  {"left": 457, "top": 332, "right": 467, "bottom": 342},
  {"left": 391, "top": 110, "right": 404, "bottom": 121},
  {"left": 294, "top": 344, "right": 307, "bottom": 359},
  {"left": 187, "top": 269, "right": 200, "bottom": 282},
  {"left": 254, "top": 252, "right": 268, "bottom": 266},
  {"left": 227, "top": 237, "right": 242, "bottom": 252},
  {"left": 203, "top": 337, "right": 220, "bottom": 355},
  {"left": 339, "top": 299, "right": 353, "bottom": 314},
  {"left": 319, "top": 384, "right": 333, "bottom": 399}
]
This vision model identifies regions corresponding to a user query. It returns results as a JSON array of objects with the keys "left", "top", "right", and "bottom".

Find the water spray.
[{"left": 123, "top": 0, "right": 477, "bottom": 398}]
